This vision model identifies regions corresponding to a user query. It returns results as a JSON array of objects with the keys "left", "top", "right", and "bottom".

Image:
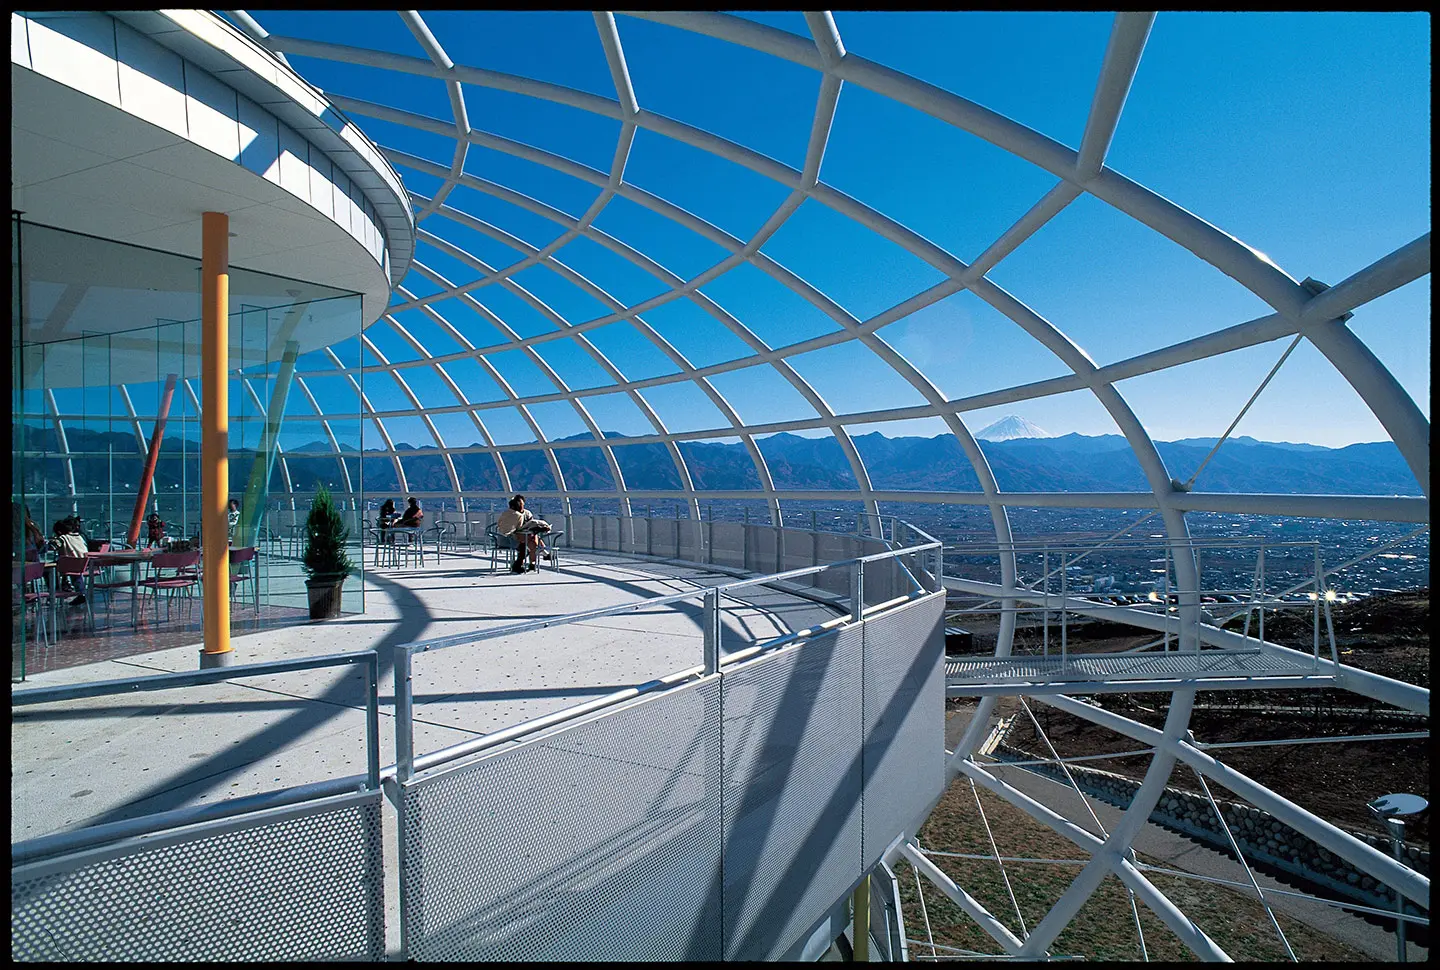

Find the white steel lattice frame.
[{"left": 24, "top": 11, "right": 1429, "bottom": 959}]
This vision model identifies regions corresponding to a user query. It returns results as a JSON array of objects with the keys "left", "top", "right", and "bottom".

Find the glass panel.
[{"left": 12, "top": 221, "right": 363, "bottom": 673}]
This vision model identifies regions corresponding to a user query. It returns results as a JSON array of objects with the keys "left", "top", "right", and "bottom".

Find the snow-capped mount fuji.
[{"left": 975, "top": 415, "right": 1051, "bottom": 441}]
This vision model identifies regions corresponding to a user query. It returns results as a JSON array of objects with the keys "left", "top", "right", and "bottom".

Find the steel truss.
[{"left": 19, "top": 10, "right": 1429, "bottom": 960}]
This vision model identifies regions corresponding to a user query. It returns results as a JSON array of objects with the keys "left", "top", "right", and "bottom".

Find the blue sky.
[{"left": 242, "top": 10, "right": 1429, "bottom": 448}]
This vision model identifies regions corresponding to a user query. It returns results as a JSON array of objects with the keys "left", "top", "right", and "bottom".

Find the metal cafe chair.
[
  {"left": 229, "top": 546, "right": 259, "bottom": 612},
  {"left": 487, "top": 525, "right": 522, "bottom": 572},
  {"left": 54, "top": 555, "right": 103, "bottom": 633},
  {"left": 14, "top": 562, "right": 56, "bottom": 648},
  {"left": 138, "top": 550, "right": 202, "bottom": 624}
]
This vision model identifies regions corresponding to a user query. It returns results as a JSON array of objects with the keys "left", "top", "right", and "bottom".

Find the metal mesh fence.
[
  {"left": 710, "top": 522, "right": 746, "bottom": 570},
  {"left": 720, "top": 624, "right": 865, "bottom": 961},
  {"left": 814, "top": 532, "right": 859, "bottom": 597},
  {"left": 392, "top": 591, "right": 945, "bottom": 962},
  {"left": 11, "top": 791, "right": 385, "bottom": 962},
  {"left": 398, "top": 679, "right": 724, "bottom": 961},
  {"left": 678, "top": 519, "right": 703, "bottom": 562},
  {"left": 744, "top": 523, "right": 779, "bottom": 574},
  {"left": 862, "top": 595, "right": 946, "bottom": 867}
]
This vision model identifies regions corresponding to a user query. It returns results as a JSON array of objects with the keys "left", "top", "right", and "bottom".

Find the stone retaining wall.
[{"left": 991, "top": 742, "right": 1428, "bottom": 919}]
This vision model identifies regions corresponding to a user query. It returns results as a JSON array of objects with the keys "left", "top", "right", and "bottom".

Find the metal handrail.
[
  {"left": 12, "top": 650, "right": 381, "bottom": 864},
  {"left": 393, "top": 521, "right": 944, "bottom": 781}
]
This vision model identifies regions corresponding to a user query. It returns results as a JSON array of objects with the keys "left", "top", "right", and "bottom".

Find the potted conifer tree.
[{"left": 302, "top": 484, "right": 354, "bottom": 619}]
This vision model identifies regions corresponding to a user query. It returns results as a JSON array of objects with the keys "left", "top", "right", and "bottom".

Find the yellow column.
[
  {"left": 201, "top": 212, "right": 232, "bottom": 667},
  {"left": 853, "top": 873, "right": 871, "bottom": 961}
]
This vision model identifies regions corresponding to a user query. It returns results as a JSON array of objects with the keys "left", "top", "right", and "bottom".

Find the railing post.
[
  {"left": 1258, "top": 544, "right": 1265, "bottom": 646},
  {"left": 775, "top": 523, "right": 784, "bottom": 573},
  {"left": 1043, "top": 548, "right": 1050, "bottom": 657},
  {"left": 703, "top": 588, "right": 722, "bottom": 675},
  {"left": 851, "top": 559, "right": 865, "bottom": 623},
  {"left": 1060, "top": 551, "right": 1068, "bottom": 665},
  {"left": 364, "top": 653, "right": 380, "bottom": 792},
  {"left": 395, "top": 647, "right": 414, "bottom": 783},
  {"left": 1312, "top": 542, "right": 1322, "bottom": 661}
]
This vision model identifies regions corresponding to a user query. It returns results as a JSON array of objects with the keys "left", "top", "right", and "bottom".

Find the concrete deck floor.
[
  {"left": 13, "top": 549, "right": 847, "bottom": 958},
  {"left": 11, "top": 549, "right": 840, "bottom": 845}
]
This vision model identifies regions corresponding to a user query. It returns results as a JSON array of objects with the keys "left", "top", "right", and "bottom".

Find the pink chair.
[
  {"left": 229, "top": 546, "right": 258, "bottom": 611},
  {"left": 88, "top": 553, "right": 136, "bottom": 618},
  {"left": 138, "top": 551, "right": 202, "bottom": 623},
  {"left": 55, "top": 555, "right": 102, "bottom": 633},
  {"left": 13, "top": 562, "right": 57, "bottom": 647}
]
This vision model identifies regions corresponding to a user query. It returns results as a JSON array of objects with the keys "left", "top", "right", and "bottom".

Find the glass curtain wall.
[{"left": 12, "top": 221, "right": 363, "bottom": 679}]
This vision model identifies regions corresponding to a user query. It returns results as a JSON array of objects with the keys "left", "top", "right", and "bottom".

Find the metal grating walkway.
[{"left": 946, "top": 649, "right": 1325, "bottom": 686}]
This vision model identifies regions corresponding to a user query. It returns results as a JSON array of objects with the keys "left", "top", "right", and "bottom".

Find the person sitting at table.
[
  {"left": 377, "top": 499, "right": 398, "bottom": 543},
  {"left": 227, "top": 497, "right": 241, "bottom": 541},
  {"left": 496, "top": 494, "right": 551, "bottom": 573},
  {"left": 52, "top": 517, "right": 90, "bottom": 604},
  {"left": 14, "top": 504, "right": 45, "bottom": 560},
  {"left": 399, "top": 496, "right": 424, "bottom": 529}
]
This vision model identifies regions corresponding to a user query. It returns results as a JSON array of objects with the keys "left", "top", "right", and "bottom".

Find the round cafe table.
[{"left": 85, "top": 548, "right": 156, "bottom": 628}]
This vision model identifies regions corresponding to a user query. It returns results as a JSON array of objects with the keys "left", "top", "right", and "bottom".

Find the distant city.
[{"left": 18, "top": 415, "right": 1428, "bottom": 599}]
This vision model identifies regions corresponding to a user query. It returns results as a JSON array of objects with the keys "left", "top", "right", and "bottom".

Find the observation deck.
[{"left": 12, "top": 516, "right": 946, "bottom": 962}]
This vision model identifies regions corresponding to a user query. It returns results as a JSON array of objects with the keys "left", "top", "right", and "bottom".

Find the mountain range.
[{"left": 20, "top": 419, "right": 1423, "bottom": 498}]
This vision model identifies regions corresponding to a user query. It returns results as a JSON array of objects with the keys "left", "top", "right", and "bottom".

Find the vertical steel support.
[
  {"left": 1157, "top": 544, "right": 1169, "bottom": 650},
  {"left": 364, "top": 652, "right": 381, "bottom": 791},
  {"left": 1193, "top": 545, "right": 1203, "bottom": 654},
  {"left": 853, "top": 874, "right": 871, "bottom": 962},
  {"left": 1312, "top": 543, "right": 1322, "bottom": 661},
  {"left": 703, "top": 587, "right": 721, "bottom": 675},
  {"left": 1257, "top": 544, "right": 1266, "bottom": 646},
  {"left": 1060, "top": 551, "right": 1068, "bottom": 664},
  {"left": 1388, "top": 818, "right": 1409, "bottom": 962},
  {"left": 396, "top": 646, "right": 415, "bottom": 783},
  {"left": 200, "top": 212, "right": 232, "bottom": 668},
  {"left": 851, "top": 559, "right": 865, "bottom": 623},
  {"left": 1043, "top": 549, "right": 1050, "bottom": 657},
  {"left": 126, "top": 372, "right": 178, "bottom": 547},
  {"left": 775, "top": 523, "right": 784, "bottom": 573}
]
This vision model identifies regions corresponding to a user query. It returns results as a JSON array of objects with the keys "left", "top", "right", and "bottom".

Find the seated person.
[
  {"left": 52, "top": 518, "right": 90, "bottom": 604},
  {"left": 496, "top": 494, "right": 551, "bottom": 573},
  {"left": 377, "top": 499, "right": 398, "bottom": 542},
  {"left": 399, "top": 496, "right": 424, "bottom": 529},
  {"left": 15, "top": 504, "right": 45, "bottom": 560}
]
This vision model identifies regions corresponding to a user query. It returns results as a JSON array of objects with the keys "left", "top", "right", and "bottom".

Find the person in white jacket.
[{"left": 496, "top": 494, "right": 551, "bottom": 573}]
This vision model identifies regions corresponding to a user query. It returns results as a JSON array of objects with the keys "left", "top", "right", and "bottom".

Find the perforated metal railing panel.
[
  {"left": 863, "top": 595, "right": 946, "bottom": 867},
  {"left": 399, "top": 678, "right": 724, "bottom": 961},
  {"left": 744, "top": 523, "right": 779, "bottom": 574},
  {"left": 11, "top": 791, "right": 385, "bottom": 962},
  {"left": 650, "top": 517, "right": 677, "bottom": 557},
  {"left": 720, "top": 624, "right": 865, "bottom": 961},
  {"left": 809, "top": 533, "right": 849, "bottom": 597},
  {"left": 568, "top": 513, "right": 593, "bottom": 549},
  {"left": 711, "top": 522, "right": 745, "bottom": 570}
]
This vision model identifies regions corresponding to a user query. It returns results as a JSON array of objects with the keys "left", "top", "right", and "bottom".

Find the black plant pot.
[{"left": 306, "top": 576, "right": 345, "bottom": 620}]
